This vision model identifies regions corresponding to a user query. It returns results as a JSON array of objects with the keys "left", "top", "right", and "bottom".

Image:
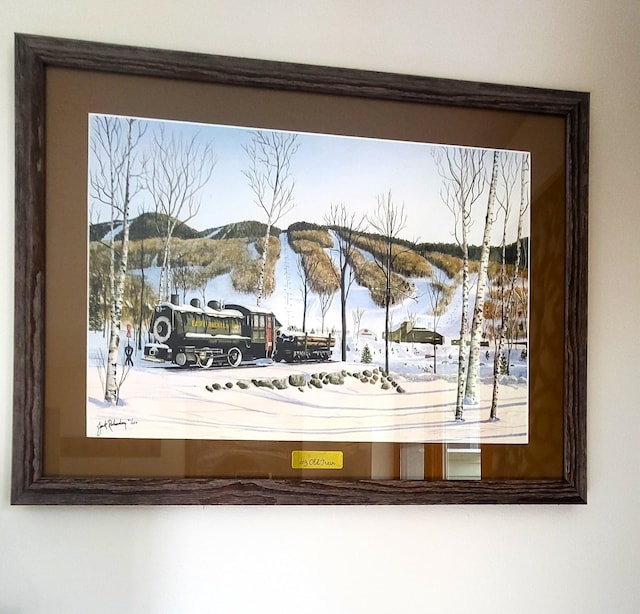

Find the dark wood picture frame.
[{"left": 12, "top": 33, "right": 588, "bottom": 505}]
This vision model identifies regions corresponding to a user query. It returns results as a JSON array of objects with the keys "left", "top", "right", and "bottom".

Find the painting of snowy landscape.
[{"left": 87, "top": 113, "right": 530, "bottom": 444}]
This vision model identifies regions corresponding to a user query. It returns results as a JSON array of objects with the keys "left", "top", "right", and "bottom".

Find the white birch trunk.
[
  {"left": 105, "top": 209, "right": 130, "bottom": 403},
  {"left": 105, "top": 226, "right": 128, "bottom": 403},
  {"left": 159, "top": 239, "right": 171, "bottom": 301},
  {"left": 465, "top": 151, "right": 499, "bottom": 404},
  {"left": 256, "top": 222, "right": 271, "bottom": 306},
  {"left": 105, "top": 204, "right": 118, "bottom": 402},
  {"left": 455, "top": 243, "right": 470, "bottom": 420},
  {"left": 490, "top": 157, "right": 528, "bottom": 420},
  {"left": 104, "top": 123, "right": 133, "bottom": 403},
  {"left": 383, "top": 244, "right": 392, "bottom": 375},
  {"left": 159, "top": 214, "right": 175, "bottom": 302}
]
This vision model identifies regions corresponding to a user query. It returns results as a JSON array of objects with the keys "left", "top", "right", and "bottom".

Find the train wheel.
[
  {"left": 198, "top": 355, "right": 214, "bottom": 369},
  {"left": 175, "top": 351, "right": 188, "bottom": 367},
  {"left": 153, "top": 316, "right": 172, "bottom": 343},
  {"left": 227, "top": 347, "right": 242, "bottom": 367}
]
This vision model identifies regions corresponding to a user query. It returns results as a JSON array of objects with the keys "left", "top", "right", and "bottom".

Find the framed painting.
[{"left": 12, "top": 33, "right": 588, "bottom": 504}]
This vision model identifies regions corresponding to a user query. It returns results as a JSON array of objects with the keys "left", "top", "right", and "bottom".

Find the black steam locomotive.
[
  {"left": 143, "top": 295, "right": 334, "bottom": 368},
  {"left": 144, "top": 296, "right": 278, "bottom": 368}
]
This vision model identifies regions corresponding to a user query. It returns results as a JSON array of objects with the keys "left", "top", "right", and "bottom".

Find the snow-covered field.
[{"left": 87, "top": 233, "right": 528, "bottom": 444}]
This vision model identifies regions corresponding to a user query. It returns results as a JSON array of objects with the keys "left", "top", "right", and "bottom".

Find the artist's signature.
[
  {"left": 96, "top": 417, "right": 138, "bottom": 437},
  {"left": 297, "top": 458, "right": 339, "bottom": 468}
]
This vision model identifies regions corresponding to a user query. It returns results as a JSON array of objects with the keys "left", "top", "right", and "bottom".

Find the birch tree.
[
  {"left": 243, "top": 131, "right": 299, "bottom": 306},
  {"left": 90, "top": 116, "right": 145, "bottom": 403},
  {"left": 145, "top": 126, "right": 216, "bottom": 301},
  {"left": 324, "top": 204, "right": 367, "bottom": 362},
  {"left": 490, "top": 154, "right": 529, "bottom": 420},
  {"left": 464, "top": 150, "right": 499, "bottom": 404},
  {"left": 433, "top": 147, "right": 486, "bottom": 420}
]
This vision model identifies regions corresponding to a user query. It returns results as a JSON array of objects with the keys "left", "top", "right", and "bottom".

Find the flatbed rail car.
[
  {"left": 143, "top": 296, "right": 278, "bottom": 368},
  {"left": 274, "top": 330, "right": 335, "bottom": 363}
]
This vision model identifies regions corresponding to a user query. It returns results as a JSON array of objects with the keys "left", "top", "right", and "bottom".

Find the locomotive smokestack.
[{"left": 170, "top": 293, "right": 180, "bottom": 305}]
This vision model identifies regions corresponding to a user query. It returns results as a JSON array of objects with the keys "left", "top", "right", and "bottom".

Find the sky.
[{"left": 88, "top": 114, "right": 530, "bottom": 246}]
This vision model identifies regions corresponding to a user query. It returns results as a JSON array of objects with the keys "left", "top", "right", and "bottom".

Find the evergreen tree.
[{"left": 361, "top": 344, "right": 372, "bottom": 364}]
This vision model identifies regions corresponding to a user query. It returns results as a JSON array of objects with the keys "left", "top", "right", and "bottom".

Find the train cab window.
[{"left": 248, "top": 312, "right": 264, "bottom": 342}]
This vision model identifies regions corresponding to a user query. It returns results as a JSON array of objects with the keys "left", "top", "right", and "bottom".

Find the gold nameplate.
[{"left": 292, "top": 451, "right": 344, "bottom": 470}]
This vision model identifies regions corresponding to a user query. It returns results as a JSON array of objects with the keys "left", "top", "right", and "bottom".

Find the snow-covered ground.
[{"left": 87, "top": 232, "right": 528, "bottom": 443}]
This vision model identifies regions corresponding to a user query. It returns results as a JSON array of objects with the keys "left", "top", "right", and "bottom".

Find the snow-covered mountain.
[
  {"left": 129, "top": 229, "right": 526, "bottom": 382},
  {"left": 135, "top": 230, "right": 444, "bottom": 340}
]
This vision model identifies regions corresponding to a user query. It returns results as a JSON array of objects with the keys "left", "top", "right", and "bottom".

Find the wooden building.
[{"left": 386, "top": 321, "right": 443, "bottom": 344}]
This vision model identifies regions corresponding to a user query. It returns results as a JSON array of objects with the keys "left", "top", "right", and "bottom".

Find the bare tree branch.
[
  {"left": 324, "top": 203, "right": 367, "bottom": 361},
  {"left": 432, "top": 146, "right": 487, "bottom": 420},
  {"left": 243, "top": 131, "right": 299, "bottom": 305},
  {"left": 144, "top": 125, "right": 216, "bottom": 301},
  {"left": 366, "top": 191, "right": 407, "bottom": 373}
]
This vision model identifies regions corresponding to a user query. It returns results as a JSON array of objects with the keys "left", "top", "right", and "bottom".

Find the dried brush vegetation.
[
  {"left": 423, "top": 251, "right": 528, "bottom": 285},
  {"left": 423, "top": 252, "right": 463, "bottom": 279},
  {"left": 289, "top": 232, "right": 340, "bottom": 294},
  {"left": 231, "top": 235, "right": 281, "bottom": 295},
  {"left": 485, "top": 287, "right": 528, "bottom": 326},
  {"left": 351, "top": 234, "right": 432, "bottom": 278},
  {"left": 429, "top": 277, "right": 456, "bottom": 317},
  {"left": 349, "top": 249, "right": 413, "bottom": 307},
  {"left": 487, "top": 260, "right": 529, "bottom": 285},
  {"left": 120, "top": 234, "right": 281, "bottom": 297},
  {"left": 304, "top": 251, "right": 340, "bottom": 294},
  {"left": 127, "top": 237, "right": 247, "bottom": 270},
  {"left": 123, "top": 237, "right": 163, "bottom": 269},
  {"left": 289, "top": 228, "right": 334, "bottom": 249}
]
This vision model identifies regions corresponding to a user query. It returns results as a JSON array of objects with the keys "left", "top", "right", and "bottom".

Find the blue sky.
[{"left": 89, "top": 114, "right": 530, "bottom": 246}]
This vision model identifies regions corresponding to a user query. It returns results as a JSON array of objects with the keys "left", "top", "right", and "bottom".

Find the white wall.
[{"left": 1, "top": 2, "right": 639, "bottom": 612}]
